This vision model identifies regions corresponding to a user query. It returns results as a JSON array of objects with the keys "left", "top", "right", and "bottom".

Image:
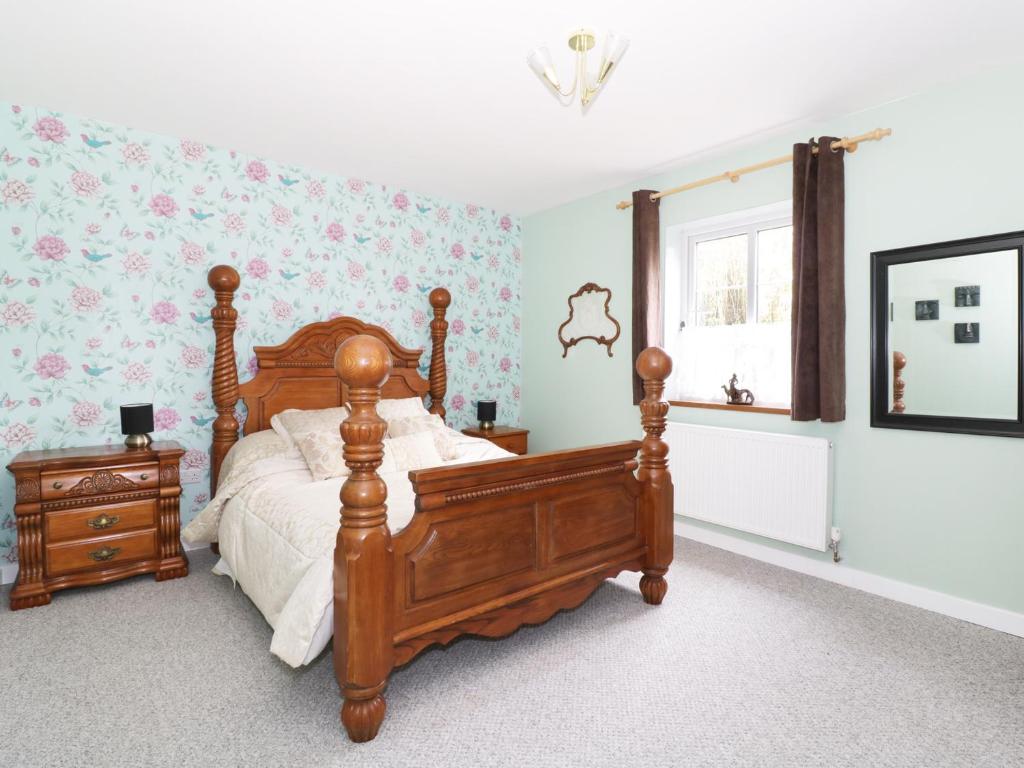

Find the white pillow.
[
  {"left": 270, "top": 408, "right": 300, "bottom": 450},
  {"left": 380, "top": 432, "right": 443, "bottom": 473},
  {"left": 295, "top": 430, "right": 350, "bottom": 482},
  {"left": 376, "top": 397, "right": 429, "bottom": 422},
  {"left": 386, "top": 414, "right": 459, "bottom": 460},
  {"left": 272, "top": 406, "right": 349, "bottom": 447}
]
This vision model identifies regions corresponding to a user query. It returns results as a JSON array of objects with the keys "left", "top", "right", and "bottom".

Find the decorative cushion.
[
  {"left": 273, "top": 406, "right": 349, "bottom": 446},
  {"left": 376, "top": 397, "right": 430, "bottom": 422},
  {"left": 380, "top": 432, "right": 443, "bottom": 473},
  {"left": 295, "top": 430, "right": 350, "bottom": 482},
  {"left": 386, "top": 414, "right": 459, "bottom": 460}
]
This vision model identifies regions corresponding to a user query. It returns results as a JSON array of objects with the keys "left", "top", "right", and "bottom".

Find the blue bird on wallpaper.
[
  {"left": 190, "top": 415, "right": 216, "bottom": 427},
  {"left": 81, "top": 364, "right": 112, "bottom": 377},
  {"left": 278, "top": 174, "right": 299, "bottom": 186},
  {"left": 354, "top": 234, "right": 371, "bottom": 244},
  {"left": 416, "top": 284, "right": 431, "bottom": 294},
  {"left": 470, "top": 252, "right": 484, "bottom": 262},
  {"left": 188, "top": 208, "right": 215, "bottom": 221},
  {"left": 416, "top": 204, "right": 431, "bottom": 214},
  {"left": 81, "top": 248, "right": 112, "bottom": 263},
  {"left": 470, "top": 326, "right": 484, "bottom": 335},
  {"left": 278, "top": 269, "right": 300, "bottom": 280},
  {"left": 190, "top": 312, "right": 212, "bottom": 323},
  {"left": 80, "top": 134, "right": 111, "bottom": 148}
]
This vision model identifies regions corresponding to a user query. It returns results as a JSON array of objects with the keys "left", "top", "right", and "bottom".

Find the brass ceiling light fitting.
[{"left": 527, "top": 28, "right": 630, "bottom": 110}]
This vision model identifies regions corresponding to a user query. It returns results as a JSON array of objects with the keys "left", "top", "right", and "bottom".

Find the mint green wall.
[{"left": 522, "top": 65, "right": 1024, "bottom": 614}]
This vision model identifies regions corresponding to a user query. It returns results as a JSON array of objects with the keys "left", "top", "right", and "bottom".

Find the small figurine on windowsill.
[{"left": 722, "top": 374, "right": 755, "bottom": 406}]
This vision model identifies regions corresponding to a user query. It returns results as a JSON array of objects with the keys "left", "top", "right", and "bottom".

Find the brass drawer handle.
[
  {"left": 87, "top": 514, "right": 120, "bottom": 530},
  {"left": 88, "top": 546, "right": 121, "bottom": 562},
  {"left": 139, "top": 473, "right": 149, "bottom": 480},
  {"left": 52, "top": 481, "right": 63, "bottom": 490}
]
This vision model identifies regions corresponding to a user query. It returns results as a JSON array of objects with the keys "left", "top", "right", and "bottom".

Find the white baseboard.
[
  {"left": 1, "top": 539, "right": 213, "bottom": 586},
  {"left": 676, "top": 517, "right": 1024, "bottom": 639}
]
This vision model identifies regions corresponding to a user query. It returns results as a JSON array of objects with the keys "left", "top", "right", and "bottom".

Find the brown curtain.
[
  {"left": 632, "top": 189, "right": 661, "bottom": 404},
  {"left": 791, "top": 137, "right": 846, "bottom": 421}
]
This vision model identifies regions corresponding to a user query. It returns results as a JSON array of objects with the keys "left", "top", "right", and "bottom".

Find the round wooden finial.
[
  {"left": 636, "top": 346, "right": 672, "bottom": 381},
  {"left": 334, "top": 334, "right": 392, "bottom": 388},
  {"left": 208, "top": 264, "right": 240, "bottom": 292},
  {"left": 429, "top": 287, "right": 451, "bottom": 309},
  {"left": 893, "top": 350, "right": 907, "bottom": 369}
]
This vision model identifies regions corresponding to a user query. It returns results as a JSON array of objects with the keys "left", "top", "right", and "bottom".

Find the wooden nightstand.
[
  {"left": 6, "top": 441, "right": 189, "bottom": 610},
  {"left": 461, "top": 425, "right": 529, "bottom": 455}
]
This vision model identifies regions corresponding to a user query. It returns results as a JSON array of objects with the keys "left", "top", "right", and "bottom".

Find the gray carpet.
[{"left": 1, "top": 538, "right": 1021, "bottom": 768}]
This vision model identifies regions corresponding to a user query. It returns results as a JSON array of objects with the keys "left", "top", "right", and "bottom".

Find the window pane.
[
  {"left": 756, "top": 225, "right": 792, "bottom": 324},
  {"left": 694, "top": 233, "right": 748, "bottom": 326}
]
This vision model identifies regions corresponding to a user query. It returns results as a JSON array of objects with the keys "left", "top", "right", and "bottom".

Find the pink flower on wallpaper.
[
  {"left": 182, "top": 449, "right": 208, "bottom": 469},
  {"left": 33, "top": 116, "right": 69, "bottom": 143},
  {"left": 307, "top": 271, "right": 326, "bottom": 291},
  {"left": 180, "top": 139, "right": 206, "bottom": 161},
  {"left": 1, "top": 301, "right": 35, "bottom": 328},
  {"left": 281, "top": 247, "right": 293, "bottom": 258},
  {"left": 192, "top": 184, "right": 206, "bottom": 196},
  {"left": 180, "top": 345, "right": 206, "bottom": 369},
  {"left": 27, "top": 157, "right": 39, "bottom": 167},
  {"left": 223, "top": 213, "right": 246, "bottom": 233},
  {"left": 28, "top": 397, "right": 41, "bottom": 407},
  {"left": 512, "top": 386, "right": 520, "bottom": 402},
  {"left": 121, "top": 251, "right": 150, "bottom": 275},
  {"left": 70, "top": 171, "right": 101, "bottom": 197},
  {"left": 410, "top": 229, "right": 426, "bottom": 248},
  {"left": 466, "top": 350, "right": 480, "bottom": 368},
  {"left": 325, "top": 221, "right": 346, "bottom": 242},
  {"left": 2, "top": 179, "right": 33, "bottom": 205},
  {"left": 347, "top": 261, "right": 365, "bottom": 281},
  {"left": 180, "top": 241, "right": 206, "bottom": 265},
  {"left": 271, "top": 205, "right": 292, "bottom": 227},
  {"left": 70, "top": 401, "right": 102, "bottom": 427},
  {"left": 34, "top": 353, "right": 71, "bottom": 380},
  {"left": 121, "top": 142, "right": 150, "bottom": 165},
  {"left": 306, "top": 179, "right": 326, "bottom": 200},
  {"left": 153, "top": 407, "right": 180, "bottom": 431},
  {"left": 247, "top": 356, "right": 259, "bottom": 376},
  {"left": 392, "top": 192, "right": 409, "bottom": 211},
  {"left": 11, "top": 105, "right": 21, "bottom": 114},
  {"left": 377, "top": 237, "right": 392, "bottom": 254},
  {"left": 193, "top": 391, "right": 207, "bottom": 402},
  {"left": 500, "top": 215, "right": 512, "bottom": 232},
  {"left": 487, "top": 326, "right": 499, "bottom": 341},
  {"left": 246, "top": 257, "right": 270, "bottom": 279},
  {"left": 150, "top": 300, "right": 180, "bottom": 324},
  {"left": 149, "top": 193, "right": 179, "bottom": 218},
  {"left": 34, "top": 235, "right": 70, "bottom": 262},
  {"left": 85, "top": 222, "right": 102, "bottom": 235},
  {"left": 245, "top": 160, "right": 269, "bottom": 182},
  {"left": 450, "top": 243, "right": 465, "bottom": 260},
  {"left": 71, "top": 286, "right": 103, "bottom": 313},
  {"left": 450, "top": 394, "right": 466, "bottom": 412},
  {"left": 122, "top": 362, "right": 152, "bottom": 384},
  {"left": 499, "top": 357, "right": 512, "bottom": 373},
  {"left": 466, "top": 204, "right": 480, "bottom": 219},
  {"left": 488, "top": 254, "right": 500, "bottom": 271},
  {"left": 12, "top": 226, "right": 22, "bottom": 235},
  {"left": 499, "top": 286, "right": 512, "bottom": 302},
  {"left": 513, "top": 246, "right": 521, "bottom": 263},
  {"left": 346, "top": 178, "right": 366, "bottom": 194},
  {"left": 11, "top": 347, "right": 21, "bottom": 357},
  {"left": 513, "top": 316, "right": 521, "bottom": 333},
  {"left": 393, "top": 275, "right": 410, "bottom": 293},
  {"left": 85, "top": 337, "right": 102, "bottom": 350},
  {"left": 449, "top": 318, "right": 467, "bottom": 337},
  {"left": 436, "top": 207, "right": 450, "bottom": 224},
  {"left": 193, "top": 288, "right": 207, "bottom": 300},
  {"left": 466, "top": 275, "right": 480, "bottom": 294},
  {"left": 271, "top": 300, "right": 293, "bottom": 321},
  {"left": 412, "top": 309, "right": 426, "bottom": 328},
  {"left": 144, "top": 231, "right": 156, "bottom": 241},
  {"left": 27, "top": 277, "right": 39, "bottom": 287},
  {"left": 2, "top": 422, "right": 35, "bottom": 448}
]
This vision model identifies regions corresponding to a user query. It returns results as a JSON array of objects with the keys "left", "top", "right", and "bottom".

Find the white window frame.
[{"left": 668, "top": 201, "right": 792, "bottom": 333}]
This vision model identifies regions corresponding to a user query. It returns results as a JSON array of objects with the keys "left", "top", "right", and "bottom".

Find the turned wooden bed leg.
[
  {"left": 208, "top": 265, "right": 241, "bottom": 497},
  {"left": 427, "top": 287, "right": 451, "bottom": 421},
  {"left": 636, "top": 346, "right": 674, "bottom": 605},
  {"left": 334, "top": 334, "right": 395, "bottom": 743}
]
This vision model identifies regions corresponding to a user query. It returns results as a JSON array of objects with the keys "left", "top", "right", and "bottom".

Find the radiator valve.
[{"left": 828, "top": 527, "right": 841, "bottom": 563}]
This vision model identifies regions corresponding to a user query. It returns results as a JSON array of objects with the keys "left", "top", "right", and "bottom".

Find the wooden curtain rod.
[{"left": 615, "top": 127, "right": 892, "bottom": 210}]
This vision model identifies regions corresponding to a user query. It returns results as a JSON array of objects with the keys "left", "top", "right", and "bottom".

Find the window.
[{"left": 665, "top": 202, "right": 793, "bottom": 409}]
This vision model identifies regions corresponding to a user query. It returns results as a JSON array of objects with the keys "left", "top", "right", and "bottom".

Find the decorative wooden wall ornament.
[
  {"left": 557, "top": 283, "right": 621, "bottom": 358},
  {"left": 891, "top": 351, "right": 906, "bottom": 414}
]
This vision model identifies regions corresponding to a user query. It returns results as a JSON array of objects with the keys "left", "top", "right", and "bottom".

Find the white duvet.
[{"left": 183, "top": 428, "right": 512, "bottom": 667}]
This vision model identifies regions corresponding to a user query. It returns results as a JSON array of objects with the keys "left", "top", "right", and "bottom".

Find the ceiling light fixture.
[{"left": 527, "top": 28, "right": 629, "bottom": 110}]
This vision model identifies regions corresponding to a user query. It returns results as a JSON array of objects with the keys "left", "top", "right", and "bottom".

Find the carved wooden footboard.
[{"left": 332, "top": 334, "right": 673, "bottom": 742}]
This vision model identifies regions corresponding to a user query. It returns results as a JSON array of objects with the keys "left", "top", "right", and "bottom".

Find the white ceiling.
[{"left": 2, "top": 1, "right": 1023, "bottom": 215}]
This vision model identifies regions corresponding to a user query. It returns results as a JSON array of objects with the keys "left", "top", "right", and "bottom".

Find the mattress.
[{"left": 183, "top": 428, "right": 513, "bottom": 666}]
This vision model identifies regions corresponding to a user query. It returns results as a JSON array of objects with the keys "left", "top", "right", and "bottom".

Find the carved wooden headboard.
[{"left": 206, "top": 264, "right": 451, "bottom": 493}]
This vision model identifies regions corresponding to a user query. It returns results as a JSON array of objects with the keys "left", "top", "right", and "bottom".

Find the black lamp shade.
[
  {"left": 120, "top": 403, "right": 154, "bottom": 435},
  {"left": 476, "top": 400, "right": 497, "bottom": 423}
]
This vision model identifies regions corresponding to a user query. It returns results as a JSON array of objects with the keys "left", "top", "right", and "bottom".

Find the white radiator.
[{"left": 666, "top": 423, "right": 833, "bottom": 551}]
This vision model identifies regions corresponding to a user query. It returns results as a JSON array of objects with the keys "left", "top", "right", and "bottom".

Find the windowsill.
[{"left": 669, "top": 399, "right": 791, "bottom": 416}]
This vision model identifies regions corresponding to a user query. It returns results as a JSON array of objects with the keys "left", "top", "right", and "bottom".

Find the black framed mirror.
[{"left": 871, "top": 230, "right": 1024, "bottom": 437}]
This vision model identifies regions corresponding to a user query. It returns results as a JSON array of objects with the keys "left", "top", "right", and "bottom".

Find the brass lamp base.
[
  {"left": 478, "top": 420, "right": 495, "bottom": 431},
  {"left": 124, "top": 433, "right": 153, "bottom": 449}
]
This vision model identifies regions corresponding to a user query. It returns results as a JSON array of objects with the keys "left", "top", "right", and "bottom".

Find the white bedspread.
[{"left": 184, "top": 429, "right": 512, "bottom": 667}]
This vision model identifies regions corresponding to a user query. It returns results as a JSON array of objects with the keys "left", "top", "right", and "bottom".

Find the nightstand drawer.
[
  {"left": 46, "top": 499, "right": 157, "bottom": 544},
  {"left": 40, "top": 464, "right": 159, "bottom": 500},
  {"left": 488, "top": 433, "right": 528, "bottom": 455},
  {"left": 46, "top": 529, "right": 158, "bottom": 577}
]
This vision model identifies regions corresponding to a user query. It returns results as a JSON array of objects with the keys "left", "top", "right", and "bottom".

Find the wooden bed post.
[
  {"left": 208, "top": 265, "right": 241, "bottom": 495},
  {"left": 427, "top": 287, "right": 450, "bottom": 421},
  {"left": 635, "top": 346, "right": 674, "bottom": 605},
  {"left": 333, "top": 334, "right": 395, "bottom": 743}
]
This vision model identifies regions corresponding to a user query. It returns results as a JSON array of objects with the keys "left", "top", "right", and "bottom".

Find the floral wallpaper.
[{"left": 0, "top": 102, "right": 521, "bottom": 570}]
